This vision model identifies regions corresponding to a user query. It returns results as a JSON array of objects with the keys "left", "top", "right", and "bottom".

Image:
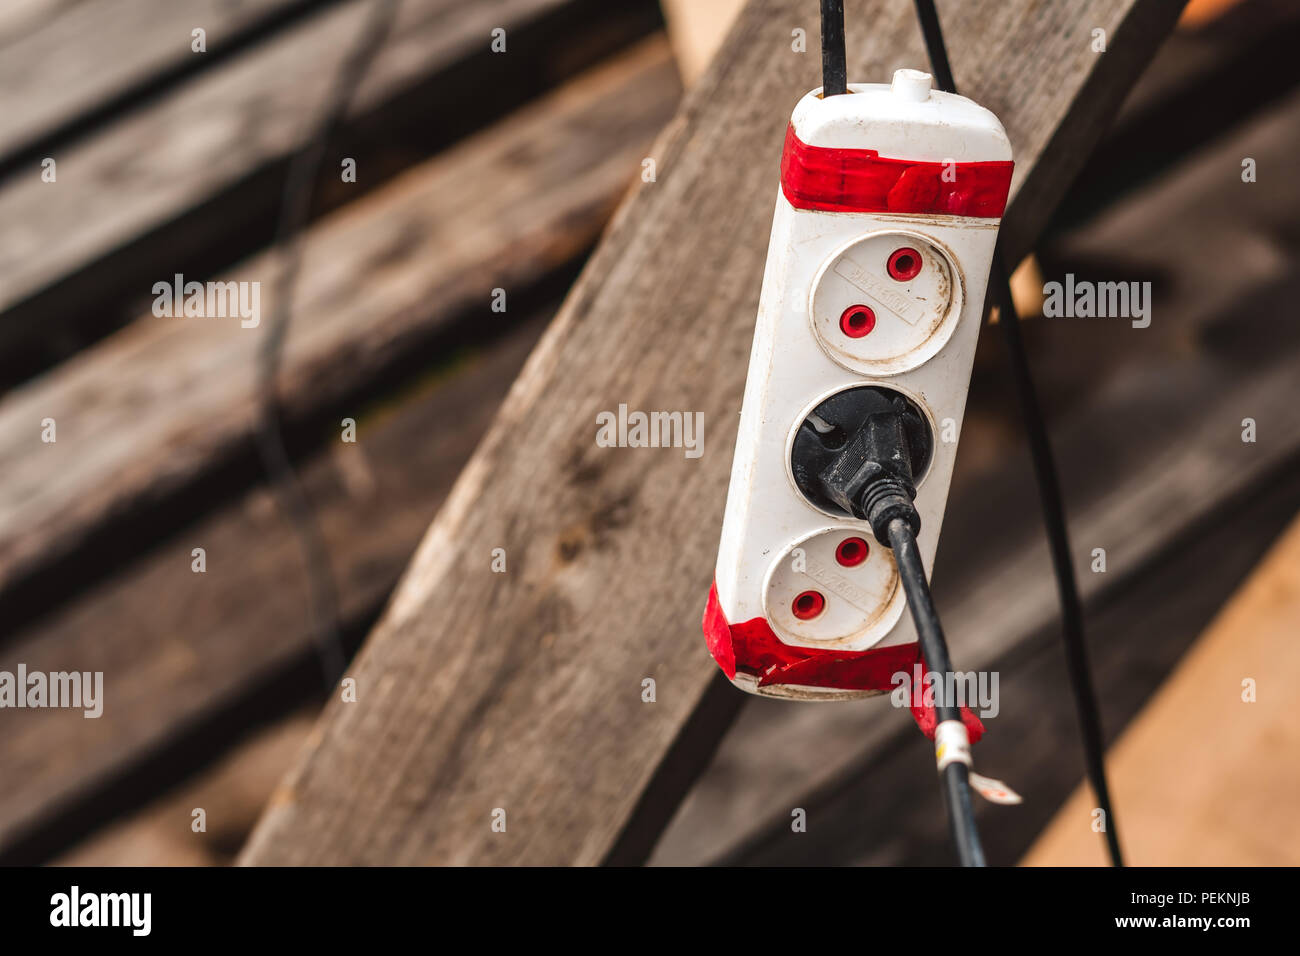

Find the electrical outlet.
[
  {"left": 810, "top": 230, "right": 963, "bottom": 375},
  {"left": 763, "top": 526, "right": 903, "bottom": 649},
  {"left": 704, "top": 69, "right": 1012, "bottom": 699}
]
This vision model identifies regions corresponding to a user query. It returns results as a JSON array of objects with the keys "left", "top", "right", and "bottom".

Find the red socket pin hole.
[
  {"left": 887, "top": 247, "right": 923, "bottom": 281},
  {"left": 792, "top": 590, "right": 826, "bottom": 620},
  {"left": 835, "top": 536, "right": 870, "bottom": 567},
  {"left": 839, "top": 305, "right": 876, "bottom": 338}
]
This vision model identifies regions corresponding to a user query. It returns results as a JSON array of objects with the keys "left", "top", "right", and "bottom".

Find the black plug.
[
  {"left": 818, "top": 400, "right": 923, "bottom": 541},
  {"left": 791, "top": 386, "right": 932, "bottom": 545}
]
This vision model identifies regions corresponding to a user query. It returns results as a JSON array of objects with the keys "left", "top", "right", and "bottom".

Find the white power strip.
[{"left": 705, "top": 69, "right": 1012, "bottom": 700}]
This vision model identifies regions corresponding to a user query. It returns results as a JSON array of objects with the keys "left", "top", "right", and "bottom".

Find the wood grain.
[
  {"left": 660, "top": 0, "right": 745, "bottom": 85},
  {"left": 1023, "top": 507, "right": 1300, "bottom": 866},
  {"left": 53, "top": 710, "right": 318, "bottom": 867},
  {"left": 0, "top": 38, "right": 680, "bottom": 620},
  {"left": 0, "top": 0, "right": 315, "bottom": 163},
  {"left": 239, "top": 0, "right": 1187, "bottom": 866},
  {"left": 0, "top": 0, "right": 661, "bottom": 372},
  {"left": 0, "top": 38, "right": 677, "bottom": 864},
  {"left": 0, "top": 1, "right": 78, "bottom": 50},
  {"left": 0, "top": 316, "right": 549, "bottom": 863}
]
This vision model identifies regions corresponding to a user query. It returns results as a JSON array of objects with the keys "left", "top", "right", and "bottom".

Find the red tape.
[
  {"left": 780, "top": 125, "right": 1013, "bottom": 218},
  {"left": 704, "top": 581, "right": 984, "bottom": 742}
]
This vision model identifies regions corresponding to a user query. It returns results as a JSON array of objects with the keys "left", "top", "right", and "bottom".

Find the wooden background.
[{"left": 0, "top": 0, "right": 1297, "bottom": 866}]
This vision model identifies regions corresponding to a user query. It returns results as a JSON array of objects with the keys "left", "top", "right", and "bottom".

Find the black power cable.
[
  {"left": 910, "top": 0, "right": 1124, "bottom": 867},
  {"left": 887, "top": 518, "right": 986, "bottom": 867},
  {"left": 821, "top": 0, "right": 848, "bottom": 95},
  {"left": 256, "top": 0, "right": 401, "bottom": 686}
]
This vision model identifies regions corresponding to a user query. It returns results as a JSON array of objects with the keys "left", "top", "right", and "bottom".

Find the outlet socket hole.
[
  {"left": 839, "top": 305, "right": 876, "bottom": 338},
  {"left": 792, "top": 590, "right": 826, "bottom": 620},
  {"left": 835, "top": 537, "right": 870, "bottom": 567},
  {"left": 887, "top": 247, "right": 922, "bottom": 281}
]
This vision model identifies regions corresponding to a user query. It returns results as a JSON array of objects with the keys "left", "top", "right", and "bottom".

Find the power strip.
[{"left": 705, "top": 69, "right": 1012, "bottom": 699}]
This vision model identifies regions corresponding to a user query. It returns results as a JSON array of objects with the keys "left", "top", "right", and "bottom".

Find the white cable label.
[
  {"left": 934, "top": 719, "right": 972, "bottom": 771},
  {"left": 968, "top": 772, "right": 1023, "bottom": 805}
]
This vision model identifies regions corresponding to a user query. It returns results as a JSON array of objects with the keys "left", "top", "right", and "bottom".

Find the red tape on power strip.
[
  {"left": 780, "top": 126, "right": 1013, "bottom": 217},
  {"left": 704, "top": 581, "right": 985, "bottom": 742}
]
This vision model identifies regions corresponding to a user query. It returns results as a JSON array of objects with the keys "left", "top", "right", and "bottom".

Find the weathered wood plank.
[
  {"left": 0, "top": 39, "right": 677, "bottom": 864},
  {"left": 0, "top": 2, "right": 75, "bottom": 49},
  {"left": 0, "top": 316, "right": 548, "bottom": 864},
  {"left": 239, "top": 0, "right": 1187, "bottom": 866},
  {"left": 660, "top": 0, "right": 745, "bottom": 85},
  {"left": 1053, "top": 0, "right": 1300, "bottom": 231},
  {"left": 0, "top": 0, "right": 320, "bottom": 165},
  {"left": 1023, "top": 509, "right": 1300, "bottom": 866},
  {"left": 0, "top": 0, "right": 662, "bottom": 375},
  {"left": 0, "top": 38, "right": 680, "bottom": 626},
  {"left": 53, "top": 710, "right": 318, "bottom": 867},
  {"left": 653, "top": 81, "right": 1300, "bottom": 864}
]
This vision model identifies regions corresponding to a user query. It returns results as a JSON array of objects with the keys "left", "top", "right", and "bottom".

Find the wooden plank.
[
  {"left": 0, "top": 0, "right": 319, "bottom": 165},
  {"left": 1023, "top": 507, "right": 1300, "bottom": 866},
  {"left": 0, "top": 2, "right": 75, "bottom": 49},
  {"left": 53, "top": 711, "right": 318, "bottom": 867},
  {"left": 0, "top": 316, "right": 549, "bottom": 864},
  {"left": 238, "top": 0, "right": 1188, "bottom": 866},
  {"left": 0, "top": 0, "right": 662, "bottom": 374},
  {"left": 653, "top": 82, "right": 1300, "bottom": 864},
  {"left": 660, "top": 0, "right": 744, "bottom": 85},
  {"left": 0, "top": 38, "right": 680, "bottom": 627},
  {"left": 0, "top": 39, "right": 679, "bottom": 864},
  {"left": 1053, "top": 0, "right": 1300, "bottom": 232},
  {"left": 1181, "top": 0, "right": 1247, "bottom": 27}
]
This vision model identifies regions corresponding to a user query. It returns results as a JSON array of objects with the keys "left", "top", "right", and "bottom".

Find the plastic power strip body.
[{"left": 705, "top": 69, "right": 1012, "bottom": 700}]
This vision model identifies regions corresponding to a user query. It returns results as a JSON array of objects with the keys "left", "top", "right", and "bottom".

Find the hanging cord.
[
  {"left": 888, "top": 519, "right": 986, "bottom": 867},
  {"left": 821, "top": 0, "right": 848, "bottom": 95},
  {"left": 910, "top": 0, "right": 1124, "bottom": 867},
  {"left": 256, "top": 0, "right": 401, "bottom": 686}
]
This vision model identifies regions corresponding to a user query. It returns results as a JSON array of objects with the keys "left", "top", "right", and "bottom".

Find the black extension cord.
[
  {"left": 820, "top": 0, "right": 849, "bottom": 95},
  {"left": 887, "top": 517, "right": 986, "bottom": 867}
]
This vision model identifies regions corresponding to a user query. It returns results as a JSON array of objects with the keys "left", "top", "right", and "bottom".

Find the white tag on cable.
[
  {"left": 935, "top": 720, "right": 1023, "bottom": 805},
  {"left": 968, "top": 772, "right": 1023, "bottom": 806}
]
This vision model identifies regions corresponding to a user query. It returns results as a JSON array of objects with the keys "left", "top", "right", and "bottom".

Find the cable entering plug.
[{"left": 791, "top": 385, "right": 932, "bottom": 541}]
